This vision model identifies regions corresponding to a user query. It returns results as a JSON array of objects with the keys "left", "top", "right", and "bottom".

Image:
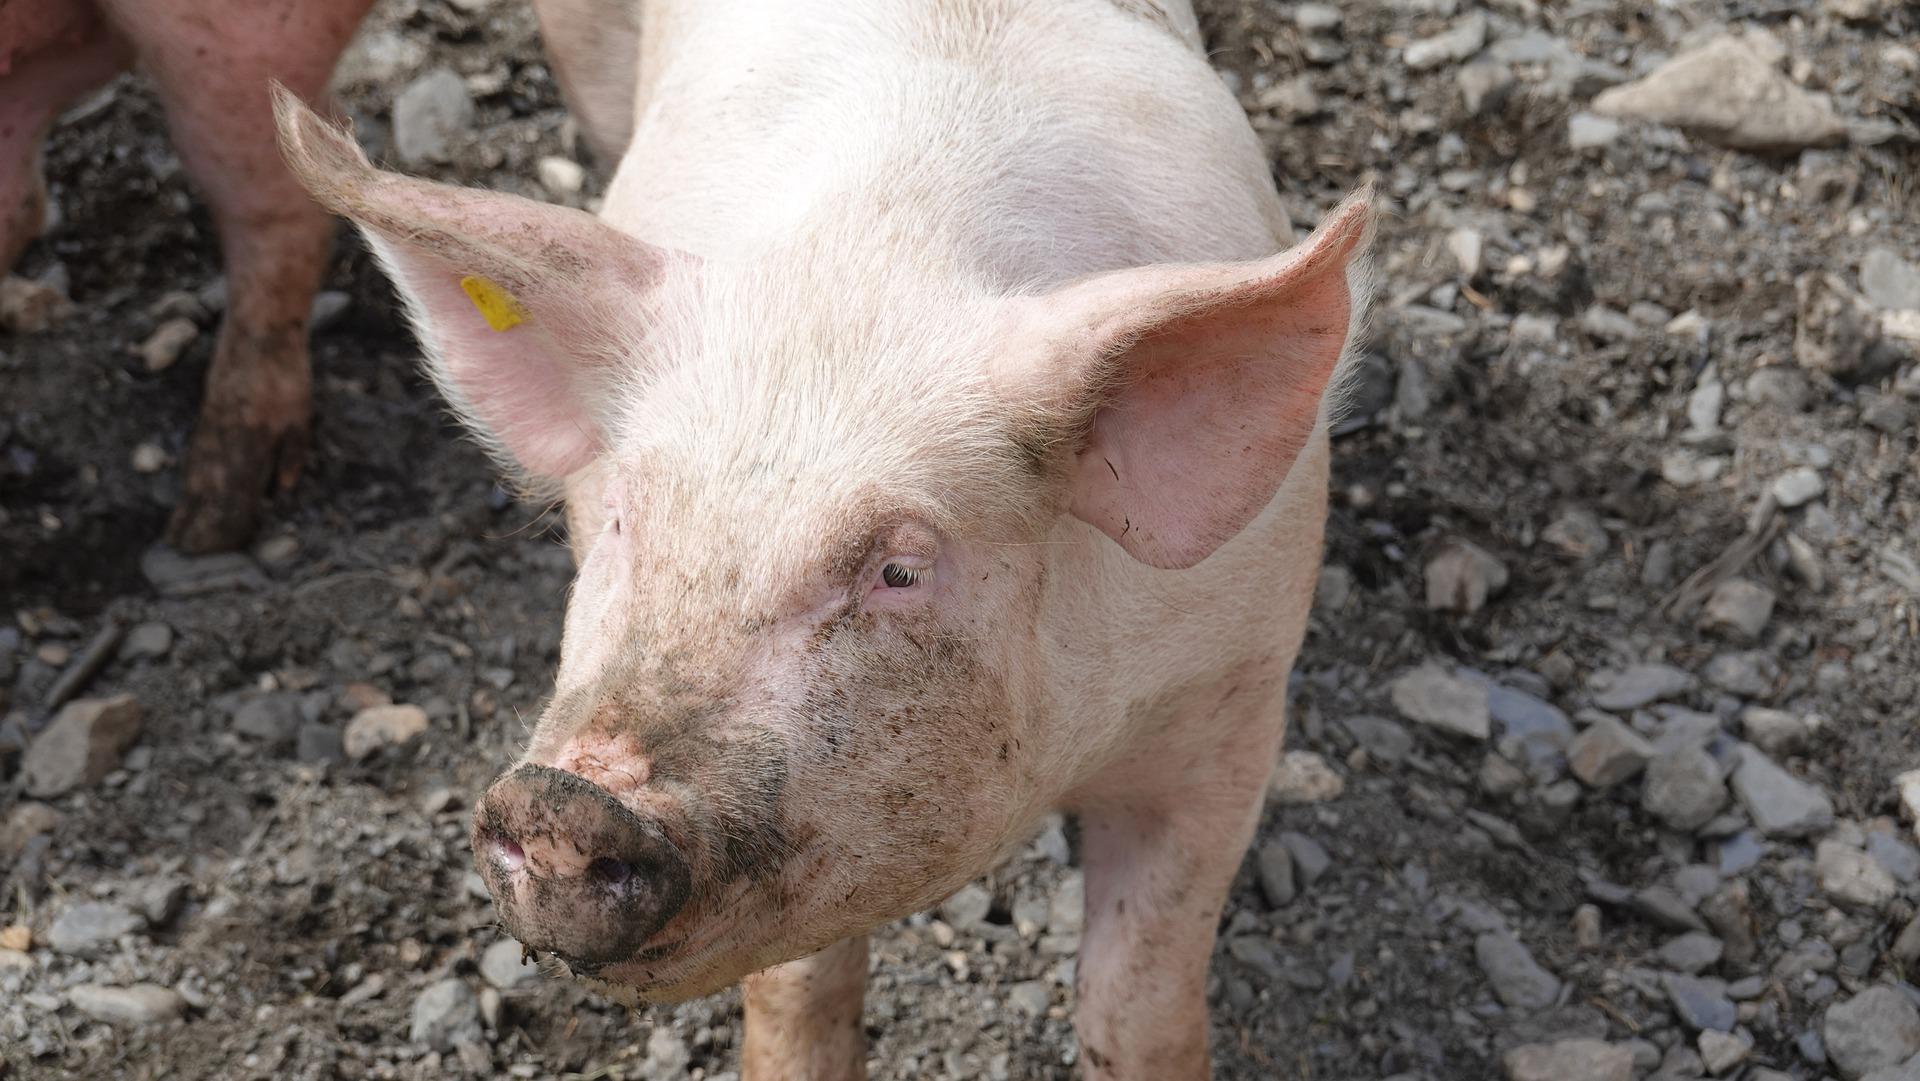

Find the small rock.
[
  {"left": 1572, "top": 905, "right": 1603, "bottom": 951},
  {"left": 1567, "top": 112, "right": 1622, "bottom": 151},
  {"left": 1489, "top": 685, "right": 1575, "bottom": 770},
  {"left": 1340, "top": 715, "right": 1413, "bottom": 763},
  {"left": 1796, "top": 273, "right": 1885, "bottom": 378},
  {"left": 1862, "top": 1058, "right": 1920, "bottom": 1081},
  {"left": 0, "top": 274, "right": 75, "bottom": 332},
  {"left": 1591, "top": 35, "right": 1847, "bottom": 151},
  {"left": 1826, "top": 987, "right": 1920, "bottom": 1080},
  {"left": 1665, "top": 972, "right": 1737, "bottom": 1032},
  {"left": 1868, "top": 831, "right": 1920, "bottom": 884},
  {"left": 392, "top": 68, "right": 474, "bottom": 166},
  {"left": 1446, "top": 228, "right": 1484, "bottom": 279},
  {"left": 1658, "top": 932, "right": 1726, "bottom": 974},
  {"left": 1740, "top": 707, "right": 1810, "bottom": 755},
  {"left": 1700, "top": 579, "right": 1775, "bottom": 640},
  {"left": 1503, "top": 1038, "right": 1634, "bottom": 1081},
  {"left": 1007, "top": 980, "right": 1050, "bottom": 1017},
  {"left": 410, "top": 978, "right": 482, "bottom": 1051},
  {"left": 1591, "top": 664, "right": 1694, "bottom": 711},
  {"left": 1731, "top": 747, "right": 1833, "bottom": 837},
  {"left": 1255, "top": 841, "right": 1295, "bottom": 908},
  {"left": 296, "top": 723, "right": 345, "bottom": 764},
  {"left": 1404, "top": 13, "right": 1486, "bottom": 70},
  {"left": 134, "top": 318, "right": 198, "bottom": 372},
  {"left": 232, "top": 692, "right": 302, "bottom": 745},
  {"left": 2, "top": 802, "right": 62, "bottom": 861},
  {"left": 1703, "top": 651, "right": 1779, "bottom": 698},
  {"left": 1292, "top": 3, "right": 1342, "bottom": 32},
  {"left": 1475, "top": 931, "right": 1561, "bottom": 1010},
  {"left": 343, "top": 704, "right": 430, "bottom": 760},
  {"left": 1390, "top": 663, "right": 1490, "bottom": 739},
  {"left": 1644, "top": 747, "right": 1729, "bottom": 832},
  {"left": 1818, "top": 839, "right": 1897, "bottom": 911},
  {"left": 140, "top": 544, "right": 266, "bottom": 596},
  {"left": 1568, "top": 716, "right": 1656, "bottom": 788},
  {"left": 1748, "top": 366, "right": 1812, "bottom": 411},
  {"left": 1698, "top": 1030, "right": 1749, "bottom": 1074},
  {"left": 1279, "top": 832, "right": 1332, "bottom": 886},
  {"left": 136, "top": 876, "right": 189, "bottom": 928},
  {"left": 129, "top": 442, "right": 168, "bottom": 474},
  {"left": 48, "top": 901, "right": 143, "bottom": 954},
  {"left": 1772, "top": 467, "right": 1826, "bottom": 509},
  {"left": 67, "top": 984, "right": 186, "bottom": 1025},
  {"left": 1316, "top": 564, "right": 1353, "bottom": 612},
  {"left": 1269, "top": 750, "right": 1344, "bottom": 804},
  {"left": 1581, "top": 305, "right": 1640, "bottom": 344},
  {"left": 1424, "top": 539, "right": 1508, "bottom": 614},
  {"left": 122, "top": 622, "right": 173, "bottom": 659},
  {"left": 943, "top": 882, "right": 992, "bottom": 933},
  {"left": 22, "top": 694, "right": 144, "bottom": 797},
  {"left": 1861, "top": 248, "right": 1920, "bottom": 312},
  {"left": 254, "top": 534, "right": 300, "bottom": 568},
  {"left": 480, "top": 939, "right": 537, "bottom": 990},
  {"left": 537, "top": 156, "right": 586, "bottom": 196}
]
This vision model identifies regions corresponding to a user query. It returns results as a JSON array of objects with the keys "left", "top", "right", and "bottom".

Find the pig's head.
[{"left": 275, "top": 89, "right": 1370, "bottom": 999}]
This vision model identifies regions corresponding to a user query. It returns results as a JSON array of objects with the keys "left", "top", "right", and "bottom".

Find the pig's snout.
[{"left": 471, "top": 764, "right": 691, "bottom": 971}]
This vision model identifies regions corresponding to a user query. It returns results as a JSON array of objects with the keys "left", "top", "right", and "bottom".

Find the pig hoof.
[{"left": 166, "top": 416, "right": 310, "bottom": 554}]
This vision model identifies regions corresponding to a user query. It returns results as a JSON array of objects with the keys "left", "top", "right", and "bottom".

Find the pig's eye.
[{"left": 880, "top": 563, "right": 920, "bottom": 589}]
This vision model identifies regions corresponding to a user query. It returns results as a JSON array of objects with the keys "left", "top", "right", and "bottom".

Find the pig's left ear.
[
  {"left": 273, "top": 86, "right": 680, "bottom": 480},
  {"left": 996, "top": 191, "right": 1373, "bottom": 570}
]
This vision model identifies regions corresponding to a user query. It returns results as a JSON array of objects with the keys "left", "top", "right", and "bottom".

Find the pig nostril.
[
  {"left": 587, "top": 856, "right": 632, "bottom": 888},
  {"left": 493, "top": 836, "right": 526, "bottom": 873}
]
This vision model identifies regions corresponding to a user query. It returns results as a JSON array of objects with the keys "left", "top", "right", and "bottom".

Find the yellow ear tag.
[{"left": 460, "top": 275, "right": 526, "bottom": 332}]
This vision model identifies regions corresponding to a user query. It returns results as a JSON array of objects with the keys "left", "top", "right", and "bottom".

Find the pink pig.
[{"left": 277, "top": 2, "right": 1373, "bottom": 1077}]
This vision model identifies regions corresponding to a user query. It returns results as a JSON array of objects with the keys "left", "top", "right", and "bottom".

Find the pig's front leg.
[
  {"left": 1072, "top": 689, "right": 1287, "bottom": 1080},
  {"left": 741, "top": 934, "right": 868, "bottom": 1081}
]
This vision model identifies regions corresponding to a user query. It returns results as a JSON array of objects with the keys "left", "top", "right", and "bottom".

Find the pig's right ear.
[{"left": 273, "top": 86, "right": 678, "bottom": 480}]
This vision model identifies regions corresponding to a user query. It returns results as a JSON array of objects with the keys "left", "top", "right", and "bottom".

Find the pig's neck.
[{"left": 597, "top": 0, "right": 1291, "bottom": 291}]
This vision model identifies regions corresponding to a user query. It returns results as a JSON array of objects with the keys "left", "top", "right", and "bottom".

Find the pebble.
[
  {"left": 1698, "top": 1030, "right": 1750, "bottom": 1074},
  {"left": 232, "top": 692, "right": 303, "bottom": 745},
  {"left": 297, "top": 723, "right": 345, "bottom": 764},
  {"left": 1591, "top": 35, "right": 1847, "bottom": 151},
  {"left": 1255, "top": 840, "right": 1295, "bottom": 908},
  {"left": 67, "top": 983, "right": 186, "bottom": 1025},
  {"left": 1867, "top": 831, "right": 1920, "bottom": 884},
  {"left": 1567, "top": 112, "right": 1622, "bottom": 151},
  {"left": 1591, "top": 664, "right": 1694, "bottom": 711},
  {"left": 1860, "top": 248, "right": 1920, "bottom": 311},
  {"left": 1390, "top": 663, "right": 1490, "bottom": 739},
  {"left": 22, "top": 694, "right": 144, "bottom": 798},
  {"left": 1817, "top": 840, "right": 1897, "bottom": 911},
  {"left": 537, "top": 156, "right": 586, "bottom": 196},
  {"left": 1403, "top": 13, "right": 1486, "bottom": 71},
  {"left": 1826, "top": 987, "right": 1920, "bottom": 1080},
  {"left": 1488, "top": 685, "right": 1575, "bottom": 770},
  {"left": 1700, "top": 579, "right": 1775, "bottom": 640},
  {"left": 1340, "top": 715, "right": 1413, "bottom": 763},
  {"left": 343, "top": 704, "right": 430, "bottom": 760},
  {"left": 410, "top": 977, "right": 482, "bottom": 1051},
  {"left": 1658, "top": 932, "right": 1726, "bottom": 974},
  {"left": 1007, "top": 980, "right": 1050, "bottom": 1017},
  {"left": 0, "top": 273, "right": 75, "bottom": 332},
  {"left": 1278, "top": 831, "right": 1332, "bottom": 887},
  {"left": 1643, "top": 746, "right": 1728, "bottom": 832},
  {"left": 392, "top": 68, "right": 474, "bottom": 166},
  {"left": 1269, "top": 750, "right": 1344, "bottom": 804},
  {"left": 642, "top": 1027, "right": 691, "bottom": 1080},
  {"left": 122, "top": 621, "right": 173, "bottom": 659},
  {"left": 134, "top": 318, "right": 198, "bottom": 372},
  {"left": 1424, "top": 539, "right": 1508, "bottom": 614},
  {"left": 1772, "top": 467, "right": 1826, "bottom": 509},
  {"left": 1446, "top": 228, "right": 1483, "bottom": 279},
  {"left": 480, "top": 938, "right": 537, "bottom": 990},
  {"left": 1863, "top": 1060, "right": 1920, "bottom": 1081},
  {"left": 1568, "top": 716, "right": 1656, "bottom": 788},
  {"left": 1580, "top": 305, "right": 1640, "bottom": 344},
  {"left": 1702, "top": 651, "right": 1778, "bottom": 698},
  {"left": 1502, "top": 1038, "right": 1633, "bottom": 1081},
  {"left": 1292, "top": 2, "right": 1342, "bottom": 32},
  {"left": 129, "top": 442, "right": 168, "bottom": 473},
  {"left": 1665, "top": 972, "right": 1737, "bottom": 1032},
  {"left": 48, "top": 902, "right": 143, "bottom": 954},
  {"left": 1730, "top": 747, "right": 1833, "bottom": 837},
  {"left": 1475, "top": 931, "right": 1561, "bottom": 1010},
  {"left": 943, "top": 882, "right": 992, "bottom": 932},
  {"left": 136, "top": 876, "right": 189, "bottom": 928},
  {"left": 1740, "top": 707, "right": 1809, "bottom": 755}
]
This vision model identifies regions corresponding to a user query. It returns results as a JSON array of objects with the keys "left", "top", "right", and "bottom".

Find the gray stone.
[
  {"left": 1698, "top": 1030, "right": 1750, "bottom": 1074},
  {"left": 480, "top": 938, "right": 537, "bottom": 990},
  {"left": 1255, "top": 841, "right": 1295, "bottom": 908},
  {"left": 1425, "top": 539, "right": 1508, "bottom": 613},
  {"left": 1591, "top": 664, "right": 1693, "bottom": 711},
  {"left": 1568, "top": 716, "right": 1656, "bottom": 788},
  {"left": 1268, "top": 750, "right": 1344, "bottom": 804},
  {"left": 1502, "top": 1039, "right": 1634, "bottom": 1081},
  {"left": 1404, "top": 13, "right": 1486, "bottom": 70},
  {"left": 1279, "top": 832, "right": 1332, "bottom": 886},
  {"left": 48, "top": 901, "right": 143, "bottom": 954},
  {"left": 1731, "top": 747, "right": 1833, "bottom": 837},
  {"left": 231, "top": 693, "right": 302, "bottom": 745},
  {"left": 1581, "top": 305, "right": 1640, "bottom": 343},
  {"left": 1772, "top": 467, "right": 1826, "bottom": 509},
  {"left": 122, "top": 622, "right": 173, "bottom": 659},
  {"left": 1657, "top": 932, "right": 1725, "bottom": 974},
  {"left": 1489, "top": 686, "right": 1575, "bottom": 770},
  {"left": 1862, "top": 1055, "right": 1920, "bottom": 1081},
  {"left": 1740, "top": 707, "right": 1810, "bottom": 755},
  {"left": 1643, "top": 746, "right": 1728, "bottom": 832},
  {"left": 1826, "top": 987, "right": 1920, "bottom": 1079},
  {"left": 1664, "top": 972, "right": 1736, "bottom": 1031},
  {"left": 1591, "top": 36, "right": 1848, "bottom": 151},
  {"left": 409, "top": 977, "right": 482, "bottom": 1051},
  {"left": 1568, "top": 112, "right": 1622, "bottom": 151},
  {"left": 139, "top": 545, "right": 265, "bottom": 596},
  {"left": 1390, "top": 663, "right": 1490, "bottom": 739},
  {"left": 1340, "top": 715, "right": 1413, "bottom": 763},
  {"left": 1868, "top": 832, "right": 1920, "bottom": 884},
  {"left": 1862, "top": 248, "right": 1920, "bottom": 312},
  {"left": 642, "top": 1027, "right": 691, "bottom": 1080},
  {"left": 392, "top": 68, "right": 474, "bottom": 166},
  {"left": 1292, "top": 2, "right": 1342, "bottom": 32},
  {"left": 1700, "top": 579, "right": 1775, "bottom": 640},
  {"left": 1475, "top": 932, "right": 1561, "bottom": 1010},
  {"left": 1703, "top": 651, "right": 1779, "bottom": 698},
  {"left": 1818, "top": 840, "right": 1898, "bottom": 911},
  {"left": 296, "top": 723, "right": 345, "bottom": 764},
  {"left": 23, "top": 694, "right": 144, "bottom": 797},
  {"left": 343, "top": 704, "right": 429, "bottom": 760},
  {"left": 67, "top": 984, "right": 186, "bottom": 1025},
  {"left": 1543, "top": 508, "right": 1610, "bottom": 559},
  {"left": 1007, "top": 980, "right": 1050, "bottom": 1018},
  {"left": 135, "top": 876, "right": 189, "bottom": 928},
  {"left": 942, "top": 882, "right": 993, "bottom": 932}
]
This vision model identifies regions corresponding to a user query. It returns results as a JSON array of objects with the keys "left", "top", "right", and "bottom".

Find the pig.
[
  {"left": 274, "top": 1, "right": 1373, "bottom": 1077},
  {"left": 0, "top": 0, "right": 634, "bottom": 553}
]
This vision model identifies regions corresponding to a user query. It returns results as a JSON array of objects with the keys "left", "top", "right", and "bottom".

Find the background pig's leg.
[
  {"left": 98, "top": 0, "right": 375, "bottom": 553},
  {"left": 0, "top": 3, "right": 131, "bottom": 271},
  {"left": 1072, "top": 698, "right": 1288, "bottom": 1080},
  {"left": 740, "top": 933, "right": 869, "bottom": 1081},
  {"left": 530, "top": 0, "right": 642, "bottom": 167}
]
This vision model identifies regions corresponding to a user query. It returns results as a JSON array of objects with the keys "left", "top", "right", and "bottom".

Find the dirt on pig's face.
[{"left": 484, "top": 270, "right": 1059, "bottom": 998}]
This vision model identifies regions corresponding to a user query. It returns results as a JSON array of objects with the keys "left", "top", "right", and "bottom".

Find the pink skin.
[{"left": 271, "top": 5, "right": 1374, "bottom": 1073}]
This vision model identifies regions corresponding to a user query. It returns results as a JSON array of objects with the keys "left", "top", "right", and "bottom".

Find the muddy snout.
[{"left": 471, "top": 764, "right": 691, "bottom": 971}]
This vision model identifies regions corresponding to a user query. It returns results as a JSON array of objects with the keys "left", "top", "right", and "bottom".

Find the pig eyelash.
[{"left": 879, "top": 563, "right": 921, "bottom": 588}]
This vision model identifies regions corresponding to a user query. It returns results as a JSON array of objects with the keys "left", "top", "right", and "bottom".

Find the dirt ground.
[{"left": 3, "top": 1, "right": 1918, "bottom": 1078}]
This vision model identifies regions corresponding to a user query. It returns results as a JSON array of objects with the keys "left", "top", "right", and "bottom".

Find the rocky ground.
[{"left": 3, "top": 0, "right": 1919, "bottom": 1078}]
